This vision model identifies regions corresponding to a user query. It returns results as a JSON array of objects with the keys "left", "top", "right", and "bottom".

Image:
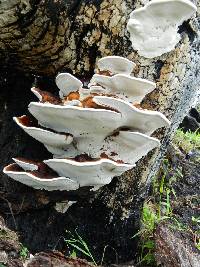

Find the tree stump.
[{"left": 0, "top": 0, "right": 199, "bottom": 264}]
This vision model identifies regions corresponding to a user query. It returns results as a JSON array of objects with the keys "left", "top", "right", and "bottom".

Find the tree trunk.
[{"left": 0, "top": 0, "right": 199, "bottom": 264}]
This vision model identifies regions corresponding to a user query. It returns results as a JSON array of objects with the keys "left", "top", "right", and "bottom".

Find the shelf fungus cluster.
[{"left": 3, "top": 56, "right": 170, "bottom": 191}]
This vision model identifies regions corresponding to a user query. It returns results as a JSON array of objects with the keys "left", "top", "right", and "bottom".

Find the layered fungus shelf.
[{"left": 4, "top": 56, "right": 170, "bottom": 191}]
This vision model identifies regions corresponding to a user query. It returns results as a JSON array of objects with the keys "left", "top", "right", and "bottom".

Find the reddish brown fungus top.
[
  {"left": 73, "top": 154, "right": 98, "bottom": 162},
  {"left": 82, "top": 96, "right": 102, "bottom": 109},
  {"left": 100, "top": 152, "right": 124, "bottom": 164},
  {"left": 5, "top": 164, "right": 22, "bottom": 172},
  {"left": 82, "top": 96, "right": 119, "bottom": 113},
  {"left": 33, "top": 88, "right": 61, "bottom": 105},
  {"left": 18, "top": 115, "right": 37, "bottom": 127},
  {"left": 30, "top": 164, "right": 59, "bottom": 179},
  {"left": 6, "top": 162, "right": 60, "bottom": 179},
  {"left": 96, "top": 69, "right": 112, "bottom": 76},
  {"left": 17, "top": 115, "right": 72, "bottom": 136},
  {"left": 64, "top": 91, "right": 80, "bottom": 101},
  {"left": 33, "top": 88, "right": 120, "bottom": 113},
  {"left": 67, "top": 153, "right": 125, "bottom": 164}
]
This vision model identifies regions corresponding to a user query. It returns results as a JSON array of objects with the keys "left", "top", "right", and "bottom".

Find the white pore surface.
[
  {"left": 3, "top": 164, "right": 79, "bottom": 191},
  {"left": 90, "top": 74, "right": 156, "bottom": 103},
  {"left": 44, "top": 158, "right": 134, "bottom": 188},
  {"left": 127, "top": 0, "right": 197, "bottom": 58},
  {"left": 56, "top": 73, "right": 83, "bottom": 98},
  {"left": 97, "top": 56, "right": 136, "bottom": 75}
]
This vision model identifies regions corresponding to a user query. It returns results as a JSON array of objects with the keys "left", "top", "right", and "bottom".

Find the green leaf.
[
  {"left": 70, "top": 250, "right": 77, "bottom": 259},
  {"left": 143, "top": 240, "right": 155, "bottom": 250},
  {"left": 192, "top": 216, "right": 200, "bottom": 224},
  {"left": 66, "top": 242, "right": 91, "bottom": 257}
]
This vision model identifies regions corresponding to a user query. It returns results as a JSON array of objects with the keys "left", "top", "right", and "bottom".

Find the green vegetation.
[
  {"left": 133, "top": 158, "right": 183, "bottom": 266},
  {"left": 196, "top": 239, "right": 200, "bottom": 250},
  {"left": 64, "top": 230, "right": 117, "bottom": 265},
  {"left": 64, "top": 230, "right": 97, "bottom": 265},
  {"left": 192, "top": 216, "right": 200, "bottom": 224},
  {"left": 191, "top": 216, "right": 200, "bottom": 251},
  {"left": 19, "top": 244, "right": 29, "bottom": 260},
  {"left": 173, "top": 129, "right": 200, "bottom": 153},
  {"left": 133, "top": 202, "right": 158, "bottom": 266}
]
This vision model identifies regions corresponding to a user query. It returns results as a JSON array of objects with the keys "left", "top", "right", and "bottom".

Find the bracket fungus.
[
  {"left": 3, "top": 56, "right": 170, "bottom": 192},
  {"left": 96, "top": 56, "right": 136, "bottom": 75},
  {"left": 14, "top": 115, "right": 73, "bottom": 155},
  {"left": 90, "top": 74, "right": 156, "bottom": 103},
  {"left": 4, "top": 159, "right": 79, "bottom": 191},
  {"left": 56, "top": 73, "right": 83, "bottom": 98},
  {"left": 127, "top": 0, "right": 197, "bottom": 58},
  {"left": 44, "top": 158, "right": 134, "bottom": 188}
]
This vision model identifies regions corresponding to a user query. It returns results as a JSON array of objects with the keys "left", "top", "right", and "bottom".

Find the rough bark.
[
  {"left": 155, "top": 223, "right": 200, "bottom": 267},
  {"left": 0, "top": 0, "right": 129, "bottom": 76},
  {"left": 0, "top": 0, "right": 199, "bottom": 264}
]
